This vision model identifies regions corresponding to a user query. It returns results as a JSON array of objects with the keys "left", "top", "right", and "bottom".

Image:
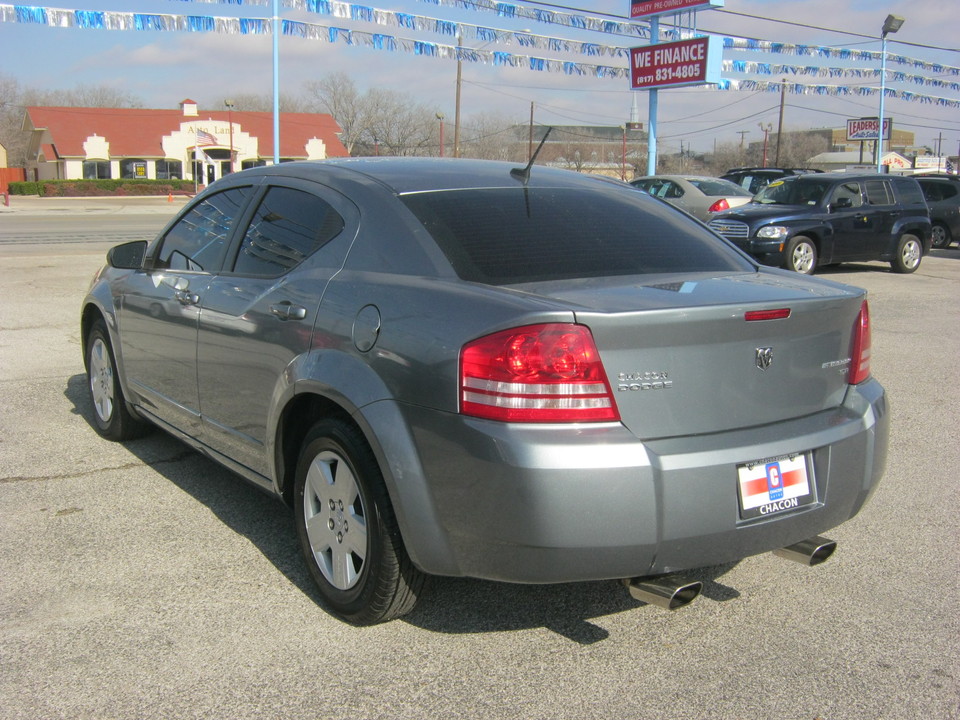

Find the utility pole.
[
  {"left": 528, "top": 102, "right": 535, "bottom": 162},
  {"left": 737, "top": 131, "right": 749, "bottom": 148},
  {"left": 453, "top": 34, "right": 462, "bottom": 158},
  {"left": 775, "top": 78, "right": 786, "bottom": 166}
]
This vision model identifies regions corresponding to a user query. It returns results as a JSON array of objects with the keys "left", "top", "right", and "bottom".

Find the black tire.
[
  {"left": 784, "top": 235, "right": 817, "bottom": 274},
  {"left": 294, "top": 419, "right": 425, "bottom": 625},
  {"left": 931, "top": 223, "right": 952, "bottom": 249},
  {"left": 86, "top": 318, "right": 149, "bottom": 441},
  {"left": 891, "top": 233, "right": 923, "bottom": 274}
]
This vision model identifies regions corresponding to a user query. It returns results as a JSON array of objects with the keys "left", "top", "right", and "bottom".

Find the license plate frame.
[{"left": 736, "top": 453, "right": 815, "bottom": 520}]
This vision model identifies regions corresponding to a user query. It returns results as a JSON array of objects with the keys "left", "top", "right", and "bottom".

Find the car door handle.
[
  {"left": 270, "top": 302, "right": 307, "bottom": 321},
  {"left": 174, "top": 290, "right": 199, "bottom": 306}
]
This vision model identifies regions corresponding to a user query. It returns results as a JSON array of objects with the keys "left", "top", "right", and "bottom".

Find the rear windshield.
[
  {"left": 400, "top": 186, "right": 751, "bottom": 285},
  {"left": 688, "top": 178, "right": 753, "bottom": 197}
]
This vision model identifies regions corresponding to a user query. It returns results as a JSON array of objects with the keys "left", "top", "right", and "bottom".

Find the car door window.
[
  {"left": 830, "top": 182, "right": 863, "bottom": 208},
  {"left": 154, "top": 187, "right": 251, "bottom": 272},
  {"left": 231, "top": 186, "right": 345, "bottom": 277},
  {"left": 663, "top": 181, "right": 683, "bottom": 199},
  {"left": 865, "top": 180, "right": 893, "bottom": 206}
]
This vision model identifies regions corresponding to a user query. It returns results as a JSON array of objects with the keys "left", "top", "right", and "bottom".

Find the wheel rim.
[
  {"left": 792, "top": 242, "right": 815, "bottom": 273},
  {"left": 931, "top": 225, "right": 947, "bottom": 248},
  {"left": 89, "top": 337, "right": 115, "bottom": 423},
  {"left": 303, "top": 450, "right": 368, "bottom": 590},
  {"left": 901, "top": 239, "right": 921, "bottom": 269}
]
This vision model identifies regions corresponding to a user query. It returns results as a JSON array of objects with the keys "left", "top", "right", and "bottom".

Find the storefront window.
[
  {"left": 156, "top": 160, "right": 182, "bottom": 180},
  {"left": 82, "top": 160, "right": 111, "bottom": 179},
  {"left": 241, "top": 159, "right": 267, "bottom": 170},
  {"left": 121, "top": 159, "right": 148, "bottom": 179}
]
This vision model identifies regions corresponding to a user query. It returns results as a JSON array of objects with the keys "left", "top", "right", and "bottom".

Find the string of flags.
[
  {"left": 1, "top": 2, "right": 957, "bottom": 108},
  {"left": 722, "top": 60, "right": 960, "bottom": 94}
]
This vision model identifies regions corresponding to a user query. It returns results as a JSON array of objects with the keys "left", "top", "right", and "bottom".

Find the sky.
[{"left": 2, "top": 0, "right": 958, "bottom": 156}]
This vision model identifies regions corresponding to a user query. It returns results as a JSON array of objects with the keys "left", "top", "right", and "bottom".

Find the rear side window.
[
  {"left": 156, "top": 187, "right": 252, "bottom": 272},
  {"left": 232, "top": 186, "right": 345, "bottom": 276},
  {"left": 892, "top": 178, "right": 926, "bottom": 206},
  {"left": 400, "top": 186, "right": 752, "bottom": 285},
  {"left": 865, "top": 180, "right": 894, "bottom": 205}
]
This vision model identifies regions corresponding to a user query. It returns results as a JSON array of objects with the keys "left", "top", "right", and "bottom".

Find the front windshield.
[{"left": 754, "top": 178, "right": 831, "bottom": 206}]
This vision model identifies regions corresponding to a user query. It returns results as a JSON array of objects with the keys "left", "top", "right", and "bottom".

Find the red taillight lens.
[
  {"left": 708, "top": 198, "right": 730, "bottom": 213},
  {"left": 460, "top": 324, "right": 619, "bottom": 423},
  {"left": 849, "top": 301, "right": 871, "bottom": 384}
]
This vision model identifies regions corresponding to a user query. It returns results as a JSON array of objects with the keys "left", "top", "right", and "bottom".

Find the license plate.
[{"left": 737, "top": 454, "right": 815, "bottom": 520}]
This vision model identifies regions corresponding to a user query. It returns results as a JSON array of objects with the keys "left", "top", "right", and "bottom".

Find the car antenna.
[{"left": 511, "top": 127, "right": 553, "bottom": 184}]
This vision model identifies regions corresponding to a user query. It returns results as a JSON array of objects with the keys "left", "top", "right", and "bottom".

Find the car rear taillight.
[
  {"left": 849, "top": 301, "right": 871, "bottom": 385},
  {"left": 708, "top": 198, "right": 731, "bottom": 213},
  {"left": 460, "top": 324, "right": 619, "bottom": 423}
]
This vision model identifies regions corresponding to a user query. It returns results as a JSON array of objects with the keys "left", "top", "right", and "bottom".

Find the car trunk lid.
[{"left": 512, "top": 271, "right": 864, "bottom": 439}]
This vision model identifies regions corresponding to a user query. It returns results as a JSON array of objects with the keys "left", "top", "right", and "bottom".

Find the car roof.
[{"left": 231, "top": 157, "right": 627, "bottom": 195}]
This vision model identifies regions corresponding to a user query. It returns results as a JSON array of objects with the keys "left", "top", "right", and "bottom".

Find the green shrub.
[
  {"left": 8, "top": 181, "right": 41, "bottom": 196},
  {"left": 16, "top": 179, "right": 195, "bottom": 197}
]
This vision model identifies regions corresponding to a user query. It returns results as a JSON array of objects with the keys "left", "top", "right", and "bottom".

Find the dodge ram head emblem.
[{"left": 756, "top": 347, "right": 774, "bottom": 370}]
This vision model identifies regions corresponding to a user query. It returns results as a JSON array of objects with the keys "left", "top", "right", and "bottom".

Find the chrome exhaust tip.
[
  {"left": 773, "top": 535, "right": 837, "bottom": 566},
  {"left": 624, "top": 576, "right": 703, "bottom": 611}
]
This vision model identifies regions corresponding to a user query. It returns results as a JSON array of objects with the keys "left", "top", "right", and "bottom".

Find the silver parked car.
[
  {"left": 630, "top": 174, "right": 754, "bottom": 222},
  {"left": 82, "top": 158, "right": 889, "bottom": 624}
]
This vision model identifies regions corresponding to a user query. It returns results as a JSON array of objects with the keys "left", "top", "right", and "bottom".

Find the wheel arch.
[{"left": 272, "top": 384, "right": 461, "bottom": 576}]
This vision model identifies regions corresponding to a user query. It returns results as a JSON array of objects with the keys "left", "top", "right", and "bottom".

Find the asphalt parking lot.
[{"left": 0, "top": 201, "right": 957, "bottom": 719}]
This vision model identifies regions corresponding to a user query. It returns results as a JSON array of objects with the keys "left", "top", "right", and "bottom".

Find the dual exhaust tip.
[{"left": 624, "top": 535, "right": 837, "bottom": 611}]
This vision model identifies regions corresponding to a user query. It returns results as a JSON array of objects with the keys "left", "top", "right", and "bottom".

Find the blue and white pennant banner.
[{"left": 2, "top": 2, "right": 957, "bottom": 107}]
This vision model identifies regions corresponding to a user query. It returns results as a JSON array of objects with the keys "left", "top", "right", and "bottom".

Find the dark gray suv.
[{"left": 709, "top": 174, "right": 931, "bottom": 274}]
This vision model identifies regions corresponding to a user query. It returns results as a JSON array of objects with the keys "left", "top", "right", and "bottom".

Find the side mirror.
[
  {"left": 831, "top": 197, "right": 853, "bottom": 211},
  {"left": 107, "top": 240, "right": 147, "bottom": 270}
]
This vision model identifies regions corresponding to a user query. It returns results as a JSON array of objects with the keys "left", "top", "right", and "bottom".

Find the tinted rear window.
[
  {"left": 400, "top": 186, "right": 751, "bottom": 285},
  {"left": 891, "top": 178, "right": 926, "bottom": 206}
]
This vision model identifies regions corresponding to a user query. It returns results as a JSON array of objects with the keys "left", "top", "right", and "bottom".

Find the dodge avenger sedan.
[{"left": 82, "top": 158, "right": 889, "bottom": 624}]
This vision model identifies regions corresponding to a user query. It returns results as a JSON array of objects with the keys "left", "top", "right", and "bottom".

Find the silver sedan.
[{"left": 631, "top": 174, "right": 754, "bottom": 222}]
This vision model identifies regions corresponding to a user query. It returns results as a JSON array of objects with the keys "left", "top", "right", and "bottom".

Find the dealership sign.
[
  {"left": 630, "top": 0, "right": 723, "bottom": 19},
  {"left": 630, "top": 36, "right": 721, "bottom": 90},
  {"left": 847, "top": 118, "right": 891, "bottom": 142}
]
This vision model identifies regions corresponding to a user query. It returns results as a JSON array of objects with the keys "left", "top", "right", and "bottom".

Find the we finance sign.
[{"left": 630, "top": 36, "right": 721, "bottom": 90}]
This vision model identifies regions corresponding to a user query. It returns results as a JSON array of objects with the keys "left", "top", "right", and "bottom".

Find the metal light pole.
[
  {"left": 876, "top": 14, "right": 905, "bottom": 173},
  {"left": 436, "top": 113, "right": 445, "bottom": 157},
  {"left": 224, "top": 99, "right": 235, "bottom": 174}
]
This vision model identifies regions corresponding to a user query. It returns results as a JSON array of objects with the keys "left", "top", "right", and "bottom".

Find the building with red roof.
[{"left": 22, "top": 99, "right": 348, "bottom": 185}]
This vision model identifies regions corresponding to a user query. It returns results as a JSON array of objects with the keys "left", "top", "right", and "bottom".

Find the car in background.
[
  {"left": 708, "top": 173, "right": 931, "bottom": 274},
  {"left": 722, "top": 167, "right": 824, "bottom": 195},
  {"left": 916, "top": 174, "right": 960, "bottom": 248},
  {"left": 630, "top": 175, "right": 753, "bottom": 222},
  {"left": 82, "top": 157, "right": 888, "bottom": 624}
]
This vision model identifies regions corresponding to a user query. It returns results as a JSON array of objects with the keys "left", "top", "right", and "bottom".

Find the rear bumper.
[{"left": 387, "top": 378, "right": 888, "bottom": 583}]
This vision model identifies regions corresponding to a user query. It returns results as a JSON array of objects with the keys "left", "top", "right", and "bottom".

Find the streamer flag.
[{"left": 0, "top": 2, "right": 956, "bottom": 108}]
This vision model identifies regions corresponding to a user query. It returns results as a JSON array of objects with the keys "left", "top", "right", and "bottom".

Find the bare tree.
[
  {"left": 23, "top": 83, "right": 143, "bottom": 109},
  {"left": 0, "top": 74, "right": 26, "bottom": 166},
  {"left": 458, "top": 112, "right": 524, "bottom": 161},
  {"left": 303, "top": 73, "right": 440, "bottom": 156},
  {"left": 302, "top": 73, "right": 371, "bottom": 154},
  {"left": 207, "top": 92, "right": 311, "bottom": 113},
  {"left": 2, "top": 77, "right": 144, "bottom": 167}
]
